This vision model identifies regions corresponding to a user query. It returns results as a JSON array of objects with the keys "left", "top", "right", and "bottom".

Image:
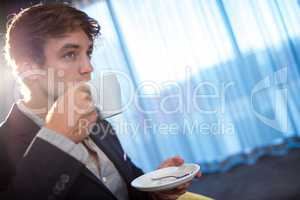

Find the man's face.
[{"left": 38, "top": 29, "right": 94, "bottom": 100}]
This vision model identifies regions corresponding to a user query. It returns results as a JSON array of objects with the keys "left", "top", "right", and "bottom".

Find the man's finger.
[
  {"left": 159, "top": 184, "right": 188, "bottom": 195},
  {"left": 163, "top": 192, "right": 185, "bottom": 200},
  {"left": 77, "top": 111, "right": 98, "bottom": 137},
  {"left": 158, "top": 156, "right": 185, "bottom": 169},
  {"left": 195, "top": 171, "right": 202, "bottom": 178},
  {"left": 172, "top": 156, "right": 184, "bottom": 166},
  {"left": 156, "top": 192, "right": 183, "bottom": 200},
  {"left": 175, "top": 181, "right": 191, "bottom": 190}
]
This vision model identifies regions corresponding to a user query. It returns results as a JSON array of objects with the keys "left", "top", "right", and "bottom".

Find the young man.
[{"left": 0, "top": 3, "right": 200, "bottom": 200}]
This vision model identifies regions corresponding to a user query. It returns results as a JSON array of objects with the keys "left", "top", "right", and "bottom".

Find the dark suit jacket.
[{"left": 0, "top": 104, "right": 153, "bottom": 200}]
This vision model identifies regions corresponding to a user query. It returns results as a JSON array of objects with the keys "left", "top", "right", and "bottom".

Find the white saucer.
[{"left": 131, "top": 163, "right": 200, "bottom": 192}]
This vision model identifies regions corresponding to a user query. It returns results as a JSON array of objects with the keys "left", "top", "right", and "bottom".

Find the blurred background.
[{"left": 1, "top": 0, "right": 300, "bottom": 199}]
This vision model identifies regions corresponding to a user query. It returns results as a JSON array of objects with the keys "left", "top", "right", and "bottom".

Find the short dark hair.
[{"left": 5, "top": 3, "right": 100, "bottom": 67}]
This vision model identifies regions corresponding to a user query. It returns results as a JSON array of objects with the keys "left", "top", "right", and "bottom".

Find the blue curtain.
[{"left": 81, "top": 0, "right": 300, "bottom": 173}]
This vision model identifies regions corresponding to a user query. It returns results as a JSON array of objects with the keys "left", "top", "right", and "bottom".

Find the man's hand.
[
  {"left": 45, "top": 83, "right": 97, "bottom": 143},
  {"left": 151, "top": 156, "right": 201, "bottom": 200}
]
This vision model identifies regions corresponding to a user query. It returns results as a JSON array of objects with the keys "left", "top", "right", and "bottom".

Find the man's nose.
[{"left": 79, "top": 61, "right": 93, "bottom": 74}]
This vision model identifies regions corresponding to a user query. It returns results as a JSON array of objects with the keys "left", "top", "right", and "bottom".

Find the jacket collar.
[{"left": 4, "top": 103, "right": 41, "bottom": 165}]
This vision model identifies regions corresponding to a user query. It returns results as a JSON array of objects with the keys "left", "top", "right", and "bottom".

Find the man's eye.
[{"left": 63, "top": 52, "right": 77, "bottom": 60}]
